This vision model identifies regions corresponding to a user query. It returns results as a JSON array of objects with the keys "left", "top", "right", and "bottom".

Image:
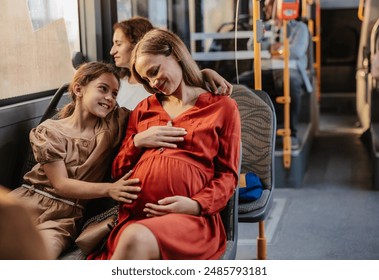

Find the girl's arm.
[
  {"left": 201, "top": 68, "right": 232, "bottom": 95},
  {"left": 43, "top": 161, "right": 141, "bottom": 203}
]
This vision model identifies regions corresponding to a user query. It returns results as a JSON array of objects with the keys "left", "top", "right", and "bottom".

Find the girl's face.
[
  {"left": 135, "top": 53, "right": 183, "bottom": 96},
  {"left": 110, "top": 28, "right": 134, "bottom": 69},
  {"left": 79, "top": 73, "right": 119, "bottom": 118}
]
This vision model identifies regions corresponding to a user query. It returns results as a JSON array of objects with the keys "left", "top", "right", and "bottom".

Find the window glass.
[
  {"left": 116, "top": 0, "right": 167, "bottom": 28},
  {"left": 0, "top": 0, "right": 77, "bottom": 100},
  {"left": 189, "top": 0, "right": 253, "bottom": 81},
  {"left": 28, "top": 0, "right": 80, "bottom": 54},
  {"left": 189, "top": 0, "right": 236, "bottom": 51},
  {"left": 117, "top": 0, "right": 132, "bottom": 21}
]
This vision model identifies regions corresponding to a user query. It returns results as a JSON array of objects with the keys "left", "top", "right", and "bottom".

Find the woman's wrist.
[{"left": 133, "top": 133, "right": 142, "bottom": 148}]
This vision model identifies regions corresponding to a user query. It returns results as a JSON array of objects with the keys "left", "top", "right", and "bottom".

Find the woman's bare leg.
[{"left": 111, "top": 223, "right": 161, "bottom": 260}]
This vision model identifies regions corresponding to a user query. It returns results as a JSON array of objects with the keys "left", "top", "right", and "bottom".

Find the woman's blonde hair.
[
  {"left": 59, "top": 62, "right": 120, "bottom": 118},
  {"left": 130, "top": 29, "right": 203, "bottom": 93}
]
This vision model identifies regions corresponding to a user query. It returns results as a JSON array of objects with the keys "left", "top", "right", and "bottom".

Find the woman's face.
[
  {"left": 79, "top": 73, "right": 119, "bottom": 118},
  {"left": 135, "top": 53, "right": 183, "bottom": 95},
  {"left": 110, "top": 28, "right": 134, "bottom": 69}
]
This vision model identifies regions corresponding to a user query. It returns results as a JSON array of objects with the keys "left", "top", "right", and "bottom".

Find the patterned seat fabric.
[{"left": 231, "top": 84, "right": 276, "bottom": 214}]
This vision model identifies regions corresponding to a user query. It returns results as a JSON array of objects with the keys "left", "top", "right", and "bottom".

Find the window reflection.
[
  {"left": 117, "top": 0, "right": 132, "bottom": 21},
  {"left": 116, "top": 0, "right": 167, "bottom": 28},
  {"left": 27, "top": 0, "right": 80, "bottom": 54}
]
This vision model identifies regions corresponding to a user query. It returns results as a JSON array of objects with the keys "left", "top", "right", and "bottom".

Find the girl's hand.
[
  {"left": 109, "top": 170, "right": 141, "bottom": 203},
  {"left": 143, "top": 196, "right": 201, "bottom": 217},
  {"left": 134, "top": 125, "right": 187, "bottom": 148},
  {"left": 201, "top": 68, "right": 233, "bottom": 96}
]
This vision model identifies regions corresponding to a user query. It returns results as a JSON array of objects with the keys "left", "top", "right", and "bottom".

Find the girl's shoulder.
[
  {"left": 102, "top": 107, "right": 130, "bottom": 140},
  {"left": 36, "top": 118, "right": 64, "bottom": 134},
  {"left": 32, "top": 119, "right": 68, "bottom": 143},
  {"left": 105, "top": 107, "right": 130, "bottom": 125}
]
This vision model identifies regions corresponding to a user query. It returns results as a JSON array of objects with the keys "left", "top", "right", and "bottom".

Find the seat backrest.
[
  {"left": 231, "top": 84, "right": 276, "bottom": 190},
  {"left": 18, "top": 83, "right": 70, "bottom": 185}
]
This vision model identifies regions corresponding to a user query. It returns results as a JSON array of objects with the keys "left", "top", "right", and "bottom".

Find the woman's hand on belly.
[
  {"left": 143, "top": 195, "right": 201, "bottom": 217},
  {"left": 134, "top": 125, "right": 187, "bottom": 148},
  {"left": 109, "top": 170, "right": 141, "bottom": 203}
]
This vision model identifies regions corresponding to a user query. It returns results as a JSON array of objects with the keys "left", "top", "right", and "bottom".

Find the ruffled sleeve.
[{"left": 29, "top": 122, "right": 66, "bottom": 165}]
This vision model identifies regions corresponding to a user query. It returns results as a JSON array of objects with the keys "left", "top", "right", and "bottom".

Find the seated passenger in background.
[
  {"left": 237, "top": 0, "right": 313, "bottom": 149},
  {"left": 110, "top": 16, "right": 232, "bottom": 110},
  {"left": 88, "top": 29, "right": 241, "bottom": 260}
]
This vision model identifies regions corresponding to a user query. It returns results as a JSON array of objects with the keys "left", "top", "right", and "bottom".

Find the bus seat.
[
  {"left": 219, "top": 143, "right": 242, "bottom": 260},
  {"left": 71, "top": 51, "right": 86, "bottom": 69},
  {"left": 18, "top": 83, "right": 70, "bottom": 186},
  {"left": 230, "top": 84, "right": 276, "bottom": 260}
]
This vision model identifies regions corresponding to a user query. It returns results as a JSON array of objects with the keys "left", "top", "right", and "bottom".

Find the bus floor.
[{"left": 236, "top": 110, "right": 379, "bottom": 260}]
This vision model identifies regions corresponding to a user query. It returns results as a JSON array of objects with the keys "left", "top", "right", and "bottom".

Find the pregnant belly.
[{"left": 123, "top": 155, "right": 208, "bottom": 218}]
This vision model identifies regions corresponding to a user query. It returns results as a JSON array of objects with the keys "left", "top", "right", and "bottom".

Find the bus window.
[
  {"left": 189, "top": 0, "right": 253, "bottom": 81},
  {"left": 116, "top": 0, "right": 167, "bottom": 29},
  {"left": 1, "top": 0, "right": 78, "bottom": 101},
  {"left": 28, "top": 0, "right": 80, "bottom": 54},
  {"left": 116, "top": 0, "right": 133, "bottom": 20}
]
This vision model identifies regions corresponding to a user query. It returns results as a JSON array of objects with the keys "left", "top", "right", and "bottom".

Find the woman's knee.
[{"left": 113, "top": 224, "right": 160, "bottom": 260}]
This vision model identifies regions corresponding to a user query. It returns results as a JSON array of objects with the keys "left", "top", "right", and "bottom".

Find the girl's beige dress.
[{"left": 10, "top": 108, "right": 129, "bottom": 257}]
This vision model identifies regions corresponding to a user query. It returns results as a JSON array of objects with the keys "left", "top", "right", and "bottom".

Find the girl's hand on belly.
[
  {"left": 143, "top": 195, "right": 201, "bottom": 217},
  {"left": 109, "top": 170, "right": 141, "bottom": 203}
]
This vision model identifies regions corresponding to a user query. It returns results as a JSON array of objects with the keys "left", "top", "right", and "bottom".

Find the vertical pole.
[
  {"left": 315, "top": 0, "right": 321, "bottom": 102},
  {"left": 276, "top": 19, "right": 292, "bottom": 168},
  {"left": 257, "top": 221, "right": 267, "bottom": 260},
  {"left": 253, "top": 0, "right": 262, "bottom": 90},
  {"left": 253, "top": 0, "right": 267, "bottom": 260},
  {"left": 283, "top": 19, "right": 292, "bottom": 168}
]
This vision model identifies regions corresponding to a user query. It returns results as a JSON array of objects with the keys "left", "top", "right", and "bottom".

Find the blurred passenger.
[
  {"left": 238, "top": 0, "right": 313, "bottom": 149},
  {"left": 0, "top": 185, "right": 49, "bottom": 259}
]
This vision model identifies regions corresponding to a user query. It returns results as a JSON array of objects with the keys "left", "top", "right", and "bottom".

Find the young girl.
[{"left": 9, "top": 61, "right": 186, "bottom": 259}]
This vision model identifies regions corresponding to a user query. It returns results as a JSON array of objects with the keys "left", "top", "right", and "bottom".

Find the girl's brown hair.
[
  {"left": 58, "top": 62, "right": 120, "bottom": 118},
  {"left": 130, "top": 29, "right": 203, "bottom": 93}
]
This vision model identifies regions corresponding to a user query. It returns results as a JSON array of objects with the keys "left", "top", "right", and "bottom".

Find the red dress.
[{"left": 89, "top": 92, "right": 241, "bottom": 260}]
